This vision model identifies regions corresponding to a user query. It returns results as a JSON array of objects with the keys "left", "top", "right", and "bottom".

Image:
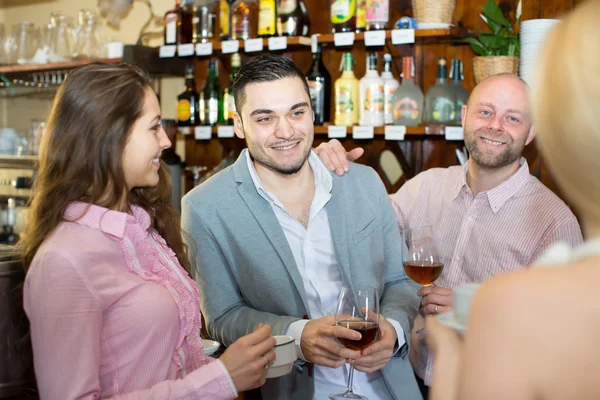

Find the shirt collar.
[
  {"left": 451, "top": 157, "right": 531, "bottom": 213},
  {"left": 64, "top": 201, "right": 151, "bottom": 239},
  {"left": 244, "top": 149, "right": 333, "bottom": 205}
]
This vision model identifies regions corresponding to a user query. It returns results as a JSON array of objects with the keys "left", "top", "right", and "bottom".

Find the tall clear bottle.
[
  {"left": 177, "top": 64, "right": 200, "bottom": 134},
  {"left": 424, "top": 57, "right": 456, "bottom": 125},
  {"left": 381, "top": 53, "right": 399, "bottom": 125},
  {"left": 194, "top": 0, "right": 217, "bottom": 43},
  {"left": 359, "top": 52, "right": 384, "bottom": 126},
  {"left": 392, "top": 56, "right": 424, "bottom": 126},
  {"left": 366, "top": 0, "right": 389, "bottom": 30},
  {"left": 331, "top": 0, "right": 356, "bottom": 33},
  {"left": 231, "top": 0, "right": 259, "bottom": 40},
  {"left": 449, "top": 58, "right": 470, "bottom": 125},
  {"left": 258, "top": 0, "right": 277, "bottom": 37},
  {"left": 306, "top": 40, "right": 331, "bottom": 125},
  {"left": 334, "top": 52, "right": 359, "bottom": 126},
  {"left": 223, "top": 53, "right": 242, "bottom": 125},
  {"left": 201, "top": 59, "right": 223, "bottom": 126}
]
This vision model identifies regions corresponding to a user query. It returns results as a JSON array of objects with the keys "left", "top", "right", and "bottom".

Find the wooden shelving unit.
[{"left": 317, "top": 27, "right": 466, "bottom": 44}]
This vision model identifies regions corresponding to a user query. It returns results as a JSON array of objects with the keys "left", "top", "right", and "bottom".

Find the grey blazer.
[{"left": 181, "top": 150, "right": 422, "bottom": 400}]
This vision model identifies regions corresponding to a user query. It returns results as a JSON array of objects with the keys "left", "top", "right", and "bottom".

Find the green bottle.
[
  {"left": 449, "top": 59, "right": 470, "bottom": 125},
  {"left": 201, "top": 59, "right": 222, "bottom": 126},
  {"left": 222, "top": 54, "right": 241, "bottom": 125},
  {"left": 424, "top": 57, "right": 456, "bottom": 125}
]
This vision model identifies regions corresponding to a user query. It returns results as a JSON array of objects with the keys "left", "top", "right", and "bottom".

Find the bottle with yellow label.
[
  {"left": 222, "top": 53, "right": 242, "bottom": 125},
  {"left": 335, "top": 53, "right": 359, "bottom": 126},
  {"left": 219, "top": 0, "right": 230, "bottom": 39},
  {"left": 331, "top": 0, "right": 356, "bottom": 33},
  {"left": 258, "top": 0, "right": 277, "bottom": 37},
  {"left": 177, "top": 64, "right": 200, "bottom": 134},
  {"left": 356, "top": 0, "right": 366, "bottom": 32}
]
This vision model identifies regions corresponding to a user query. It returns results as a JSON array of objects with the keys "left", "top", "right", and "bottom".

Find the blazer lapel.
[
  {"left": 324, "top": 177, "right": 353, "bottom": 288},
  {"left": 233, "top": 152, "right": 310, "bottom": 313}
]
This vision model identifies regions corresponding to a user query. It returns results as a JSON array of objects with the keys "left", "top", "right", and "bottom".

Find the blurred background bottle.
[
  {"left": 424, "top": 57, "right": 456, "bottom": 125},
  {"left": 331, "top": 0, "right": 356, "bottom": 33},
  {"left": 201, "top": 59, "right": 222, "bottom": 126},
  {"left": 359, "top": 52, "right": 384, "bottom": 126},
  {"left": 177, "top": 64, "right": 200, "bottom": 134},
  {"left": 366, "top": 0, "right": 389, "bottom": 30},
  {"left": 258, "top": 0, "right": 277, "bottom": 37},
  {"left": 335, "top": 52, "right": 359, "bottom": 126},
  {"left": 222, "top": 53, "right": 242, "bottom": 125},
  {"left": 448, "top": 58, "right": 470, "bottom": 125},
  {"left": 231, "top": 0, "right": 259, "bottom": 40},
  {"left": 306, "top": 40, "right": 331, "bottom": 125},
  {"left": 277, "top": 0, "right": 310, "bottom": 36},
  {"left": 381, "top": 53, "right": 399, "bottom": 125},
  {"left": 194, "top": 0, "right": 217, "bottom": 43},
  {"left": 392, "top": 56, "right": 423, "bottom": 126}
]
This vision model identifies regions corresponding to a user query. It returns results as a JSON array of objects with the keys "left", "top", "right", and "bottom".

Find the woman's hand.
[{"left": 219, "top": 324, "right": 277, "bottom": 392}]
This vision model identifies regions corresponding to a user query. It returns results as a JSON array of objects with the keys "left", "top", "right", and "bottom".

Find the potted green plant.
[{"left": 462, "top": 0, "right": 522, "bottom": 83}]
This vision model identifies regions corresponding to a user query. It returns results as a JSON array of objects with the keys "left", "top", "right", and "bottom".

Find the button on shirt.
[
  {"left": 246, "top": 151, "right": 403, "bottom": 400},
  {"left": 391, "top": 158, "right": 582, "bottom": 385}
]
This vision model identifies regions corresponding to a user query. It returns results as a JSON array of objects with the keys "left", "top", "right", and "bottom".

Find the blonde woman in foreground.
[{"left": 426, "top": 1, "right": 600, "bottom": 399}]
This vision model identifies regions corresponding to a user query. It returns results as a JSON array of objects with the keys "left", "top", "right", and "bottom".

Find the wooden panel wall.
[{"left": 184, "top": 0, "right": 578, "bottom": 197}]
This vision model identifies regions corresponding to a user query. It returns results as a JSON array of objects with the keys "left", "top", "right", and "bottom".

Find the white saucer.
[
  {"left": 203, "top": 339, "right": 220, "bottom": 356},
  {"left": 417, "top": 22, "right": 453, "bottom": 29},
  {"left": 436, "top": 311, "right": 467, "bottom": 334}
]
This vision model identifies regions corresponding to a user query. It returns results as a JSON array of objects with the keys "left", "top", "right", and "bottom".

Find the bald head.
[{"left": 468, "top": 74, "right": 530, "bottom": 110}]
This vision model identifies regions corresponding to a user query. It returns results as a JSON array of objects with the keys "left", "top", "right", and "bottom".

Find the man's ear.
[
  {"left": 234, "top": 112, "right": 245, "bottom": 139},
  {"left": 461, "top": 104, "right": 468, "bottom": 128},
  {"left": 525, "top": 124, "right": 537, "bottom": 146}
]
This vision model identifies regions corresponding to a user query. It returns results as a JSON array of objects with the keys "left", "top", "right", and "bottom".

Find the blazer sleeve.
[
  {"left": 181, "top": 197, "right": 301, "bottom": 346},
  {"left": 370, "top": 170, "right": 421, "bottom": 357},
  {"left": 24, "top": 250, "right": 237, "bottom": 400}
]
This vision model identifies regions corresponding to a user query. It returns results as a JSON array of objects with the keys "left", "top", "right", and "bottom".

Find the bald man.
[{"left": 315, "top": 74, "right": 582, "bottom": 398}]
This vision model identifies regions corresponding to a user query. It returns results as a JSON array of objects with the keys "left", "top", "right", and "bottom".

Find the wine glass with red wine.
[
  {"left": 330, "top": 285, "right": 380, "bottom": 400},
  {"left": 401, "top": 226, "right": 444, "bottom": 287}
]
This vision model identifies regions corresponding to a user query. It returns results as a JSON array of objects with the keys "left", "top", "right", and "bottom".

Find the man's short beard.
[{"left": 465, "top": 130, "right": 526, "bottom": 169}]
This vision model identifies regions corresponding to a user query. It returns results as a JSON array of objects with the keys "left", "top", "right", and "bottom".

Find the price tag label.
[
  {"left": 217, "top": 125, "right": 235, "bottom": 138},
  {"left": 364, "top": 30, "right": 386, "bottom": 46},
  {"left": 334, "top": 32, "right": 355, "bottom": 47},
  {"left": 328, "top": 125, "right": 348, "bottom": 139},
  {"left": 221, "top": 40, "right": 240, "bottom": 54},
  {"left": 179, "top": 126, "right": 191, "bottom": 135},
  {"left": 352, "top": 125, "right": 374, "bottom": 139},
  {"left": 391, "top": 29, "right": 415, "bottom": 45},
  {"left": 268, "top": 36, "right": 287, "bottom": 51},
  {"left": 445, "top": 126, "right": 465, "bottom": 140},
  {"left": 159, "top": 45, "right": 177, "bottom": 58},
  {"left": 195, "top": 42, "right": 213, "bottom": 56},
  {"left": 245, "top": 38, "right": 264, "bottom": 52},
  {"left": 384, "top": 125, "right": 406, "bottom": 141},
  {"left": 194, "top": 126, "right": 212, "bottom": 140},
  {"left": 177, "top": 43, "right": 195, "bottom": 57}
]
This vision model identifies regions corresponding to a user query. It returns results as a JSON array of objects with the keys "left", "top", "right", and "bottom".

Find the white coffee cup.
[
  {"left": 266, "top": 335, "right": 296, "bottom": 379},
  {"left": 453, "top": 283, "right": 481, "bottom": 325}
]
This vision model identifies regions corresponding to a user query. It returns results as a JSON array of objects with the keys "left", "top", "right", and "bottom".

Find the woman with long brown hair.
[{"left": 20, "top": 63, "right": 276, "bottom": 399}]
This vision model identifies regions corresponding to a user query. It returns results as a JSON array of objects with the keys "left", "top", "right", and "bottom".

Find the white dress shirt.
[{"left": 246, "top": 151, "right": 403, "bottom": 400}]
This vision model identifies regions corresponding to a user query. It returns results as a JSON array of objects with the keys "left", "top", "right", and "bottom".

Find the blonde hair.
[{"left": 531, "top": 0, "right": 600, "bottom": 227}]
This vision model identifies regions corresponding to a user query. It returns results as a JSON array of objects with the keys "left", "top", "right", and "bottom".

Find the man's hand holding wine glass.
[
  {"left": 353, "top": 314, "right": 398, "bottom": 374},
  {"left": 418, "top": 285, "right": 453, "bottom": 316},
  {"left": 300, "top": 315, "right": 362, "bottom": 368}
]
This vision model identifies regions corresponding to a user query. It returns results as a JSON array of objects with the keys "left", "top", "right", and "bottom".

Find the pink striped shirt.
[
  {"left": 23, "top": 202, "right": 237, "bottom": 400},
  {"left": 391, "top": 158, "right": 582, "bottom": 385}
]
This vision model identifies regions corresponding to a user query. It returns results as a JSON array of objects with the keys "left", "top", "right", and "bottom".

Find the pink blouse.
[{"left": 23, "top": 202, "right": 237, "bottom": 399}]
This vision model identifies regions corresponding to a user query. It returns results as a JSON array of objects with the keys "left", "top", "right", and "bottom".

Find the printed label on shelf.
[
  {"left": 352, "top": 125, "right": 375, "bottom": 139},
  {"left": 311, "top": 34, "right": 319, "bottom": 53},
  {"left": 245, "top": 38, "right": 264, "bottom": 52},
  {"left": 445, "top": 126, "right": 464, "bottom": 140},
  {"left": 221, "top": 40, "right": 240, "bottom": 54},
  {"left": 177, "top": 43, "right": 195, "bottom": 57},
  {"left": 364, "top": 31, "right": 386, "bottom": 47},
  {"left": 334, "top": 32, "right": 355, "bottom": 47},
  {"left": 159, "top": 45, "right": 177, "bottom": 58},
  {"left": 217, "top": 125, "right": 235, "bottom": 138},
  {"left": 391, "top": 29, "right": 415, "bottom": 45},
  {"left": 268, "top": 36, "right": 288, "bottom": 51},
  {"left": 328, "top": 125, "right": 348, "bottom": 139},
  {"left": 196, "top": 42, "right": 213, "bottom": 56},
  {"left": 194, "top": 126, "right": 212, "bottom": 140},
  {"left": 384, "top": 125, "right": 406, "bottom": 140}
]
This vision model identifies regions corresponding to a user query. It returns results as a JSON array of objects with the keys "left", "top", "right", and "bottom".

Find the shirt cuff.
[
  {"left": 286, "top": 319, "right": 310, "bottom": 361},
  {"left": 215, "top": 359, "right": 238, "bottom": 398},
  {"left": 386, "top": 318, "right": 405, "bottom": 356}
]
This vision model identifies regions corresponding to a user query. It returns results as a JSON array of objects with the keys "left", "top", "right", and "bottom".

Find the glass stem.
[{"left": 345, "top": 360, "right": 355, "bottom": 394}]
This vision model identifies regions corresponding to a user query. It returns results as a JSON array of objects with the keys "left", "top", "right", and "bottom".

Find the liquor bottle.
[
  {"left": 381, "top": 53, "right": 399, "bottom": 125},
  {"left": 366, "top": 0, "right": 389, "bottom": 30},
  {"left": 449, "top": 58, "right": 470, "bottom": 125},
  {"left": 219, "top": 0, "right": 230, "bottom": 39},
  {"left": 177, "top": 64, "right": 200, "bottom": 134},
  {"left": 331, "top": 0, "right": 356, "bottom": 33},
  {"left": 359, "top": 52, "right": 384, "bottom": 126},
  {"left": 278, "top": 0, "right": 310, "bottom": 36},
  {"left": 306, "top": 40, "right": 331, "bottom": 125},
  {"left": 258, "top": 0, "right": 277, "bottom": 37},
  {"left": 164, "top": 0, "right": 193, "bottom": 45},
  {"left": 201, "top": 59, "right": 223, "bottom": 126},
  {"left": 356, "top": 0, "right": 366, "bottom": 32},
  {"left": 194, "top": 0, "right": 217, "bottom": 43},
  {"left": 424, "top": 57, "right": 456, "bottom": 125},
  {"left": 392, "top": 56, "right": 424, "bottom": 126},
  {"left": 334, "top": 52, "right": 359, "bottom": 126},
  {"left": 223, "top": 53, "right": 242, "bottom": 125},
  {"left": 231, "top": 0, "right": 259, "bottom": 40}
]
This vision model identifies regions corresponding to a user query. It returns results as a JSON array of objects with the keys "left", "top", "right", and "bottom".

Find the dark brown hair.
[{"left": 19, "top": 63, "right": 190, "bottom": 274}]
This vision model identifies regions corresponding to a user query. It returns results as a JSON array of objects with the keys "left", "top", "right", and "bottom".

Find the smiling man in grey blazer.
[{"left": 181, "top": 55, "right": 422, "bottom": 400}]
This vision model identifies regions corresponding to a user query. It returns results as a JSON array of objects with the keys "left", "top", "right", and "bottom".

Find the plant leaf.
[
  {"left": 460, "top": 37, "right": 487, "bottom": 56},
  {"left": 482, "top": 0, "right": 511, "bottom": 30}
]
